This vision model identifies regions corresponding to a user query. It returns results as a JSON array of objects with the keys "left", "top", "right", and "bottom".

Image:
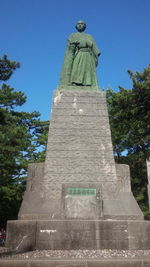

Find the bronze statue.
[{"left": 60, "top": 21, "right": 100, "bottom": 88}]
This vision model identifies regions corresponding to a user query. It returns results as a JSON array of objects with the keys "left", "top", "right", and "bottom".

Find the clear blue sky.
[{"left": 1, "top": 0, "right": 150, "bottom": 120}]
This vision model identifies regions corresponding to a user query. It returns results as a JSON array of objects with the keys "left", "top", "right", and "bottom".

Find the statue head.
[{"left": 75, "top": 20, "right": 86, "bottom": 32}]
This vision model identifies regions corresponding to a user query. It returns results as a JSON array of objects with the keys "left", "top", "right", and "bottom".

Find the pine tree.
[
  {"left": 106, "top": 64, "right": 150, "bottom": 216},
  {"left": 0, "top": 55, "right": 49, "bottom": 227}
]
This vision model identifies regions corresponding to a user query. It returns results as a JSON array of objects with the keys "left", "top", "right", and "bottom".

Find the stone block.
[
  {"left": 5, "top": 219, "right": 150, "bottom": 251},
  {"left": 128, "top": 221, "right": 150, "bottom": 249},
  {"left": 103, "top": 192, "right": 143, "bottom": 220},
  {"left": 8, "top": 89, "right": 145, "bottom": 252},
  {"left": 48, "top": 128, "right": 110, "bottom": 137},
  {"left": 62, "top": 183, "right": 102, "bottom": 219},
  {"left": 44, "top": 161, "right": 115, "bottom": 174},
  {"left": 143, "top": 261, "right": 150, "bottom": 267},
  {"left": 29, "top": 261, "right": 86, "bottom": 267},
  {"left": 147, "top": 184, "right": 150, "bottom": 210},
  {"left": 0, "top": 261, "right": 28, "bottom": 267},
  {"left": 43, "top": 90, "right": 118, "bottom": 207},
  {"left": 116, "top": 164, "right": 131, "bottom": 192},
  {"left": 0, "top": 260, "right": 148, "bottom": 267},
  {"left": 47, "top": 139, "right": 113, "bottom": 151},
  {"left": 6, "top": 220, "right": 36, "bottom": 251},
  {"left": 54, "top": 89, "right": 106, "bottom": 100},
  {"left": 63, "top": 195, "right": 98, "bottom": 219},
  {"left": 45, "top": 157, "right": 115, "bottom": 167},
  {"left": 52, "top": 106, "right": 108, "bottom": 116},
  {"left": 18, "top": 163, "right": 45, "bottom": 219},
  {"left": 87, "top": 261, "right": 142, "bottom": 267},
  {"left": 35, "top": 220, "right": 150, "bottom": 250},
  {"left": 36, "top": 220, "right": 149, "bottom": 250},
  {"left": 36, "top": 220, "right": 97, "bottom": 250},
  {"left": 52, "top": 105, "right": 107, "bottom": 113},
  {"left": 51, "top": 114, "right": 109, "bottom": 124},
  {"left": 97, "top": 220, "right": 128, "bottom": 249},
  {"left": 47, "top": 134, "right": 111, "bottom": 143},
  {"left": 50, "top": 119, "right": 110, "bottom": 130}
]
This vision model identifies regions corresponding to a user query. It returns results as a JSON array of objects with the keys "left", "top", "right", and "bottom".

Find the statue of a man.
[{"left": 60, "top": 21, "right": 100, "bottom": 88}]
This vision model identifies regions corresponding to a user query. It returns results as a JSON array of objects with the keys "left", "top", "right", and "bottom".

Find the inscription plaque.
[{"left": 68, "top": 187, "right": 96, "bottom": 196}]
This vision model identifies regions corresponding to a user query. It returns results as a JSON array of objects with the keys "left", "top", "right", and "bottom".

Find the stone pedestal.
[
  {"left": 147, "top": 184, "right": 150, "bottom": 210},
  {"left": 18, "top": 90, "right": 143, "bottom": 220},
  {"left": 146, "top": 159, "right": 150, "bottom": 210},
  {"left": 6, "top": 219, "right": 150, "bottom": 251},
  {"left": 6, "top": 89, "right": 150, "bottom": 251}
]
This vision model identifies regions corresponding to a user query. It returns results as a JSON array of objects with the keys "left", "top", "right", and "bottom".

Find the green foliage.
[
  {"left": 0, "top": 83, "right": 26, "bottom": 108},
  {"left": 0, "top": 55, "right": 49, "bottom": 228},
  {"left": 0, "top": 54, "right": 20, "bottom": 81},
  {"left": 106, "top": 64, "right": 150, "bottom": 214},
  {"left": 27, "top": 120, "right": 49, "bottom": 163}
]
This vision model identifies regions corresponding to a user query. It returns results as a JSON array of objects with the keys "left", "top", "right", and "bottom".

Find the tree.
[
  {"left": 0, "top": 54, "right": 20, "bottom": 81},
  {"left": 106, "top": 64, "right": 150, "bottom": 215},
  {"left": 0, "top": 55, "right": 49, "bottom": 228}
]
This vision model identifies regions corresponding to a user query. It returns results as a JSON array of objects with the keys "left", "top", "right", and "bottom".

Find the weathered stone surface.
[
  {"left": 87, "top": 261, "right": 142, "bottom": 267},
  {"left": 62, "top": 183, "right": 102, "bottom": 219},
  {"left": 18, "top": 163, "right": 45, "bottom": 219},
  {"left": 128, "top": 221, "right": 150, "bottom": 249},
  {"left": 147, "top": 159, "right": 150, "bottom": 210},
  {"left": 52, "top": 107, "right": 108, "bottom": 116},
  {"left": 146, "top": 158, "right": 150, "bottom": 183},
  {"left": 43, "top": 90, "right": 117, "bottom": 216},
  {"left": 5, "top": 220, "right": 150, "bottom": 251},
  {"left": 103, "top": 192, "right": 143, "bottom": 220},
  {"left": 148, "top": 184, "right": 150, "bottom": 210},
  {"left": 30, "top": 262, "right": 86, "bottom": 267},
  {"left": 18, "top": 90, "right": 143, "bottom": 220},
  {"left": 18, "top": 163, "right": 143, "bottom": 220},
  {"left": 115, "top": 164, "right": 131, "bottom": 192},
  {"left": 36, "top": 220, "right": 150, "bottom": 250},
  {"left": 53, "top": 89, "right": 106, "bottom": 99},
  {"left": 0, "top": 261, "right": 28, "bottom": 267},
  {"left": 0, "top": 260, "right": 149, "bottom": 267},
  {"left": 144, "top": 261, "right": 150, "bottom": 267},
  {"left": 6, "top": 88, "right": 147, "bottom": 252},
  {"left": 6, "top": 220, "right": 36, "bottom": 251}
]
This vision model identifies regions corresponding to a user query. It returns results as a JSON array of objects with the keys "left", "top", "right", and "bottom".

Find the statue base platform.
[
  {"left": 6, "top": 219, "right": 150, "bottom": 251},
  {"left": 1, "top": 255, "right": 150, "bottom": 267},
  {"left": 6, "top": 89, "right": 149, "bottom": 252}
]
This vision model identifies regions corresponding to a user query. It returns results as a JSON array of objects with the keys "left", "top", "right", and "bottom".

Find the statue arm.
[{"left": 91, "top": 37, "right": 101, "bottom": 67}]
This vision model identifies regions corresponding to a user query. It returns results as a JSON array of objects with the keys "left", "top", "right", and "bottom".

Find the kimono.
[{"left": 60, "top": 32, "right": 100, "bottom": 87}]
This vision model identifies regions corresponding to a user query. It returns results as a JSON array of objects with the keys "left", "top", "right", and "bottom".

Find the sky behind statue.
[{"left": 1, "top": 0, "right": 150, "bottom": 120}]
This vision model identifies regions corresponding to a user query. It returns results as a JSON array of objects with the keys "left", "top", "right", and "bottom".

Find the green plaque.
[{"left": 67, "top": 187, "right": 96, "bottom": 196}]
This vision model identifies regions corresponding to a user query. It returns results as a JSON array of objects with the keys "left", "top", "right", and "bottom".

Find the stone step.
[
  {"left": 0, "top": 259, "right": 150, "bottom": 267},
  {"left": 5, "top": 220, "right": 150, "bottom": 251}
]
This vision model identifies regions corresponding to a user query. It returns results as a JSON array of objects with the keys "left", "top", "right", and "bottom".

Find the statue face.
[{"left": 76, "top": 21, "right": 86, "bottom": 32}]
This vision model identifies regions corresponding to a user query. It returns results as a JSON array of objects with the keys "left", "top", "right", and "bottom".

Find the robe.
[{"left": 60, "top": 32, "right": 100, "bottom": 87}]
